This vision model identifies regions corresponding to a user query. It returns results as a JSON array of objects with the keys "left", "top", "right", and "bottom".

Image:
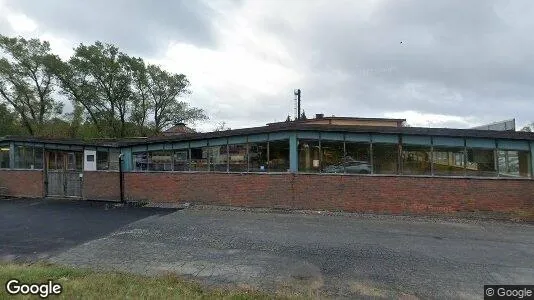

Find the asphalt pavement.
[{"left": 1, "top": 199, "right": 533, "bottom": 299}]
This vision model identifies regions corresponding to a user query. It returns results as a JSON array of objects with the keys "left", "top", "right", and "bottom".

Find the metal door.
[{"left": 45, "top": 151, "right": 83, "bottom": 198}]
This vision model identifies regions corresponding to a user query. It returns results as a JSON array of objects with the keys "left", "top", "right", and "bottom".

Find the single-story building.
[{"left": 1, "top": 116, "right": 533, "bottom": 215}]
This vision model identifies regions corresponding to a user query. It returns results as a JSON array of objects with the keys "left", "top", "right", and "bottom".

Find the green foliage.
[
  {"left": 0, "top": 103, "right": 25, "bottom": 136},
  {"left": 300, "top": 110, "right": 307, "bottom": 120},
  {"left": 0, "top": 262, "right": 290, "bottom": 300},
  {"left": 0, "top": 34, "right": 63, "bottom": 135},
  {"left": 521, "top": 123, "right": 533, "bottom": 132},
  {"left": 0, "top": 35, "right": 209, "bottom": 139}
]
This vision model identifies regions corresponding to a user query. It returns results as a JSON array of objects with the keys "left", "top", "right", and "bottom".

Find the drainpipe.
[{"left": 119, "top": 153, "right": 125, "bottom": 204}]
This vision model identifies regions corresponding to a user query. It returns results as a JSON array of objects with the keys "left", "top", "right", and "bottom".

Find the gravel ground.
[{"left": 2, "top": 199, "right": 533, "bottom": 299}]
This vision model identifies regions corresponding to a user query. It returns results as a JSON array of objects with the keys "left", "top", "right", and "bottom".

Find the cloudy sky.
[{"left": 1, "top": 0, "right": 534, "bottom": 131}]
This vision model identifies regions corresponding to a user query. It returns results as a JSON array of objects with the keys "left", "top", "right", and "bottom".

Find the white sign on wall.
[{"left": 84, "top": 150, "right": 97, "bottom": 171}]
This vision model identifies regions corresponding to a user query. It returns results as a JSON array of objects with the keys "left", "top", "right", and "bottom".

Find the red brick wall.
[
  {"left": 124, "top": 173, "right": 291, "bottom": 208},
  {"left": 3, "top": 169, "right": 532, "bottom": 214},
  {"left": 120, "top": 172, "right": 534, "bottom": 214},
  {"left": 83, "top": 171, "right": 121, "bottom": 201},
  {"left": 0, "top": 170, "right": 44, "bottom": 198}
]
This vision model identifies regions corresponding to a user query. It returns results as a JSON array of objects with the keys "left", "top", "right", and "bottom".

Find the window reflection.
[
  {"left": 433, "top": 147, "right": 465, "bottom": 176},
  {"left": 498, "top": 150, "right": 531, "bottom": 178},
  {"left": 401, "top": 145, "right": 431, "bottom": 175},
  {"left": 298, "top": 139, "right": 320, "bottom": 173},
  {"left": 268, "top": 140, "right": 290, "bottom": 172},
  {"left": 373, "top": 143, "right": 398, "bottom": 174},
  {"left": 466, "top": 149, "right": 497, "bottom": 177}
]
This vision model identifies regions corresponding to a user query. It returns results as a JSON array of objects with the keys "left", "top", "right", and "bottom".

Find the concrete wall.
[{"left": 0, "top": 170, "right": 44, "bottom": 198}]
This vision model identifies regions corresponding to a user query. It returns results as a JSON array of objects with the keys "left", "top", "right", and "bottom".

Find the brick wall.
[
  {"left": 83, "top": 171, "right": 121, "bottom": 201},
  {"left": 118, "top": 172, "right": 534, "bottom": 214},
  {"left": 0, "top": 170, "right": 44, "bottom": 198},
  {"left": 124, "top": 173, "right": 291, "bottom": 208},
  {"left": 3, "top": 170, "right": 532, "bottom": 214}
]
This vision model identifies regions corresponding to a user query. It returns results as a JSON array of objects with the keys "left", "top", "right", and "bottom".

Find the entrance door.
[{"left": 45, "top": 151, "right": 83, "bottom": 198}]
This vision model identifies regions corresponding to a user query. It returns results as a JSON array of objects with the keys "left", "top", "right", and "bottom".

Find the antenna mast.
[{"left": 293, "top": 89, "right": 301, "bottom": 120}]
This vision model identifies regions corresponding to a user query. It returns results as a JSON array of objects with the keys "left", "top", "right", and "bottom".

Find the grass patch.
[{"left": 0, "top": 262, "right": 293, "bottom": 299}]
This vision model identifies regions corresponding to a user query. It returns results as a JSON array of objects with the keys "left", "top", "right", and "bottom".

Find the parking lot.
[{"left": 1, "top": 199, "right": 533, "bottom": 299}]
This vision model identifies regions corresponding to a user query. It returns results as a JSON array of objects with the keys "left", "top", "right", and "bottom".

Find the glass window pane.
[
  {"left": 190, "top": 147, "right": 208, "bottom": 171},
  {"left": 173, "top": 150, "right": 189, "bottom": 171},
  {"left": 498, "top": 150, "right": 531, "bottom": 178},
  {"left": 298, "top": 139, "right": 320, "bottom": 173},
  {"left": 14, "top": 145, "right": 24, "bottom": 168},
  {"left": 373, "top": 143, "right": 398, "bottom": 174},
  {"left": 0, "top": 144, "right": 9, "bottom": 168},
  {"left": 269, "top": 140, "right": 289, "bottom": 172},
  {"left": 149, "top": 151, "right": 173, "bottom": 171},
  {"left": 75, "top": 152, "right": 83, "bottom": 171},
  {"left": 433, "top": 147, "right": 465, "bottom": 176},
  {"left": 321, "top": 140, "right": 345, "bottom": 173},
  {"left": 229, "top": 144, "right": 247, "bottom": 172},
  {"left": 34, "top": 147, "right": 43, "bottom": 169},
  {"left": 402, "top": 145, "right": 431, "bottom": 175},
  {"left": 97, "top": 151, "right": 109, "bottom": 170},
  {"left": 210, "top": 146, "right": 228, "bottom": 172},
  {"left": 109, "top": 150, "right": 120, "bottom": 170},
  {"left": 466, "top": 148, "right": 496, "bottom": 177},
  {"left": 344, "top": 142, "right": 371, "bottom": 174},
  {"left": 24, "top": 147, "right": 34, "bottom": 169},
  {"left": 249, "top": 142, "right": 268, "bottom": 172},
  {"left": 133, "top": 152, "right": 148, "bottom": 171},
  {"left": 67, "top": 153, "right": 76, "bottom": 170}
]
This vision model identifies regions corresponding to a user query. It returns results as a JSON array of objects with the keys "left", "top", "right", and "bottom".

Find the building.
[{"left": 1, "top": 115, "right": 533, "bottom": 215}]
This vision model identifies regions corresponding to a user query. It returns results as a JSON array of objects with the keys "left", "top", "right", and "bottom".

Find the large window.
[
  {"left": 14, "top": 145, "right": 43, "bottom": 169},
  {"left": 498, "top": 150, "right": 531, "bottom": 178},
  {"left": 269, "top": 140, "right": 290, "bottom": 172},
  {"left": 433, "top": 147, "right": 465, "bottom": 176},
  {"left": 321, "top": 140, "right": 345, "bottom": 173},
  {"left": 401, "top": 145, "right": 431, "bottom": 175},
  {"left": 210, "top": 146, "right": 228, "bottom": 172},
  {"left": 149, "top": 151, "right": 173, "bottom": 171},
  {"left": 298, "top": 139, "right": 320, "bottom": 173},
  {"left": 249, "top": 142, "right": 268, "bottom": 172},
  {"left": 133, "top": 152, "right": 149, "bottom": 171},
  {"left": 373, "top": 143, "right": 398, "bottom": 174},
  {"left": 466, "top": 148, "right": 497, "bottom": 177},
  {"left": 96, "top": 151, "right": 109, "bottom": 170},
  {"left": 190, "top": 147, "right": 208, "bottom": 171},
  {"left": 46, "top": 151, "right": 82, "bottom": 170},
  {"left": 0, "top": 144, "right": 9, "bottom": 168},
  {"left": 229, "top": 144, "right": 247, "bottom": 172},
  {"left": 97, "top": 149, "right": 120, "bottom": 171},
  {"left": 173, "top": 150, "right": 189, "bottom": 171},
  {"left": 344, "top": 142, "right": 371, "bottom": 174}
]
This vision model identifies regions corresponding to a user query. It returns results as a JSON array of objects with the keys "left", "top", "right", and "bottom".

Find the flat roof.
[
  {"left": 4, "top": 122, "right": 534, "bottom": 147},
  {"left": 267, "top": 116, "right": 406, "bottom": 126}
]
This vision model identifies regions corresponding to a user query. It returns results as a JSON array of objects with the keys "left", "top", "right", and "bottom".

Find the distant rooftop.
[
  {"left": 162, "top": 123, "right": 196, "bottom": 136},
  {"left": 268, "top": 114, "right": 406, "bottom": 127}
]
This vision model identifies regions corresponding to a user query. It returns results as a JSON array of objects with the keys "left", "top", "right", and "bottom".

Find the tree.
[
  {"left": 300, "top": 110, "right": 307, "bottom": 120},
  {"left": 0, "top": 102, "right": 24, "bottom": 136},
  {"left": 0, "top": 35, "right": 63, "bottom": 135},
  {"left": 213, "top": 121, "right": 231, "bottom": 132},
  {"left": 127, "top": 57, "right": 152, "bottom": 135},
  {"left": 130, "top": 63, "right": 207, "bottom": 134},
  {"left": 55, "top": 42, "right": 133, "bottom": 138},
  {"left": 521, "top": 123, "right": 533, "bottom": 132}
]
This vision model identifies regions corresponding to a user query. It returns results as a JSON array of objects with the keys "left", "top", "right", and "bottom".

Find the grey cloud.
[
  {"left": 272, "top": 0, "right": 534, "bottom": 126},
  {"left": 4, "top": 0, "right": 228, "bottom": 56}
]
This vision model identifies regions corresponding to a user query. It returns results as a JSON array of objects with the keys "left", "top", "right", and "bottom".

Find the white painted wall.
[{"left": 84, "top": 150, "right": 97, "bottom": 171}]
